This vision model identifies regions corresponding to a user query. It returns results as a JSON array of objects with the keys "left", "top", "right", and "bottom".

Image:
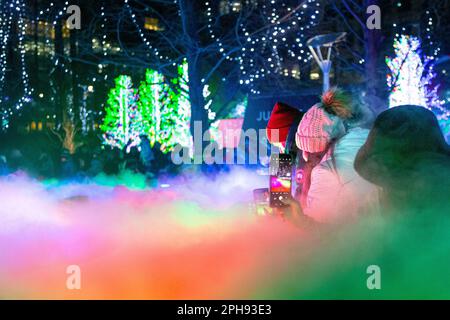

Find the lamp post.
[{"left": 307, "top": 32, "right": 346, "bottom": 93}]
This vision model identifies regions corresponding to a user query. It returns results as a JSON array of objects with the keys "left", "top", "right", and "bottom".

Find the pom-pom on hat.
[
  {"left": 296, "top": 88, "right": 353, "bottom": 156},
  {"left": 267, "top": 102, "right": 302, "bottom": 144}
]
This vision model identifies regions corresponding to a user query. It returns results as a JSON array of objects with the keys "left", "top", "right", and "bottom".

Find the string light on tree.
[
  {"left": 158, "top": 60, "right": 192, "bottom": 154},
  {"left": 386, "top": 35, "right": 448, "bottom": 118},
  {"left": 136, "top": 63, "right": 192, "bottom": 154},
  {"left": 137, "top": 69, "right": 164, "bottom": 147},
  {"left": 0, "top": 0, "right": 33, "bottom": 129},
  {"left": 100, "top": 2, "right": 108, "bottom": 58},
  {"left": 389, "top": 8, "right": 449, "bottom": 140},
  {"left": 202, "top": 84, "right": 215, "bottom": 121},
  {"left": 124, "top": 0, "right": 168, "bottom": 61},
  {"left": 101, "top": 75, "right": 142, "bottom": 153},
  {"left": 38, "top": 2, "right": 71, "bottom": 69},
  {"left": 36, "top": 1, "right": 78, "bottom": 122},
  {"left": 204, "top": 0, "right": 320, "bottom": 94},
  {"left": 102, "top": 60, "right": 193, "bottom": 155}
]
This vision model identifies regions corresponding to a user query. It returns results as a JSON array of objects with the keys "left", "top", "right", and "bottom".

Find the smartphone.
[
  {"left": 253, "top": 188, "right": 271, "bottom": 216},
  {"left": 269, "top": 154, "right": 293, "bottom": 207}
]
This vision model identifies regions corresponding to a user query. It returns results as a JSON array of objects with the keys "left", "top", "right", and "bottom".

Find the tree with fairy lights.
[
  {"left": 386, "top": 35, "right": 448, "bottom": 118},
  {"left": 101, "top": 75, "right": 142, "bottom": 153},
  {"left": 137, "top": 69, "right": 165, "bottom": 147},
  {"left": 136, "top": 61, "right": 192, "bottom": 154},
  {"left": 158, "top": 61, "right": 192, "bottom": 154},
  {"left": 0, "top": 0, "right": 32, "bottom": 130},
  {"left": 205, "top": 0, "right": 322, "bottom": 95},
  {"left": 105, "top": 0, "right": 323, "bottom": 152}
]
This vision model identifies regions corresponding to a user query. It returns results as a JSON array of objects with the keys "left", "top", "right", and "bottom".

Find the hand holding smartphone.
[
  {"left": 269, "top": 154, "right": 293, "bottom": 208},
  {"left": 253, "top": 188, "right": 271, "bottom": 216}
]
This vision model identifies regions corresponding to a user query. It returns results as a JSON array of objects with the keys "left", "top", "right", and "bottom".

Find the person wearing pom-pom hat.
[{"left": 289, "top": 87, "right": 379, "bottom": 225}]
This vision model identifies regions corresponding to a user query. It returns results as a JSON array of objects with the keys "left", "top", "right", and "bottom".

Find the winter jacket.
[{"left": 303, "top": 127, "right": 380, "bottom": 224}]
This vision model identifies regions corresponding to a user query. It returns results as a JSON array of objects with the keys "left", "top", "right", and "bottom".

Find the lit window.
[
  {"left": 291, "top": 65, "right": 300, "bottom": 79},
  {"left": 310, "top": 72, "right": 320, "bottom": 80},
  {"left": 24, "top": 19, "right": 69, "bottom": 40},
  {"left": 62, "top": 23, "right": 70, "bottom": 38},
  {"left": 144, "top": 17, "right": 162, "bottom": 31},
  {"left": 231, "top": 1, "right": 242, "bottom": 12}
]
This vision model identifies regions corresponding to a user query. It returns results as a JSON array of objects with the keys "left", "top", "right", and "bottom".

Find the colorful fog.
[{"left": 1, "top": 166, "right": 449, "bottom": 300}]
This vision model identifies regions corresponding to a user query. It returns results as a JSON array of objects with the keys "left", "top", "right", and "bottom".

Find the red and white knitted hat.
[
  {"left": 296, "top": 88, "right": 353, "bottom": 156},
  {"left": 296, "top": 100, "right": 351, "bottom": 154},
  {"left": 295, "top": 104, "right": 339, "bottom": 153}
]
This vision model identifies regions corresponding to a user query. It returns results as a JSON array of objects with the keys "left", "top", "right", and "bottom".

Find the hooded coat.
[{"left": 354, "top": 105, "right": 450, "bottom": 216}]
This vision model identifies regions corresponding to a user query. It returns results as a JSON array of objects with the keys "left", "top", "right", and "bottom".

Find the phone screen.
[
  {"left": 270, "top": 176, "right": 292, "bottom": 193},
  {"left": 269, "top": 154, "right": 293, "bottom": 207}
]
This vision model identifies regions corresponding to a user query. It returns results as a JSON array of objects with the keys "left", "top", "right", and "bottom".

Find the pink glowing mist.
[
  {"left": 0, "top": 168, "right": 312, "bottom": 299},
  {"left": 3, "top": 165, "right": 449, "bottom": 299}
]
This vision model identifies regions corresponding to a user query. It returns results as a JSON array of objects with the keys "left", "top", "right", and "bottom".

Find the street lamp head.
[
  {"left": 307, "top": 32, "right": 347, "bottom": 49},
  {"left": 307, "top": 32, "right": 347, "bottom": 92}
]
